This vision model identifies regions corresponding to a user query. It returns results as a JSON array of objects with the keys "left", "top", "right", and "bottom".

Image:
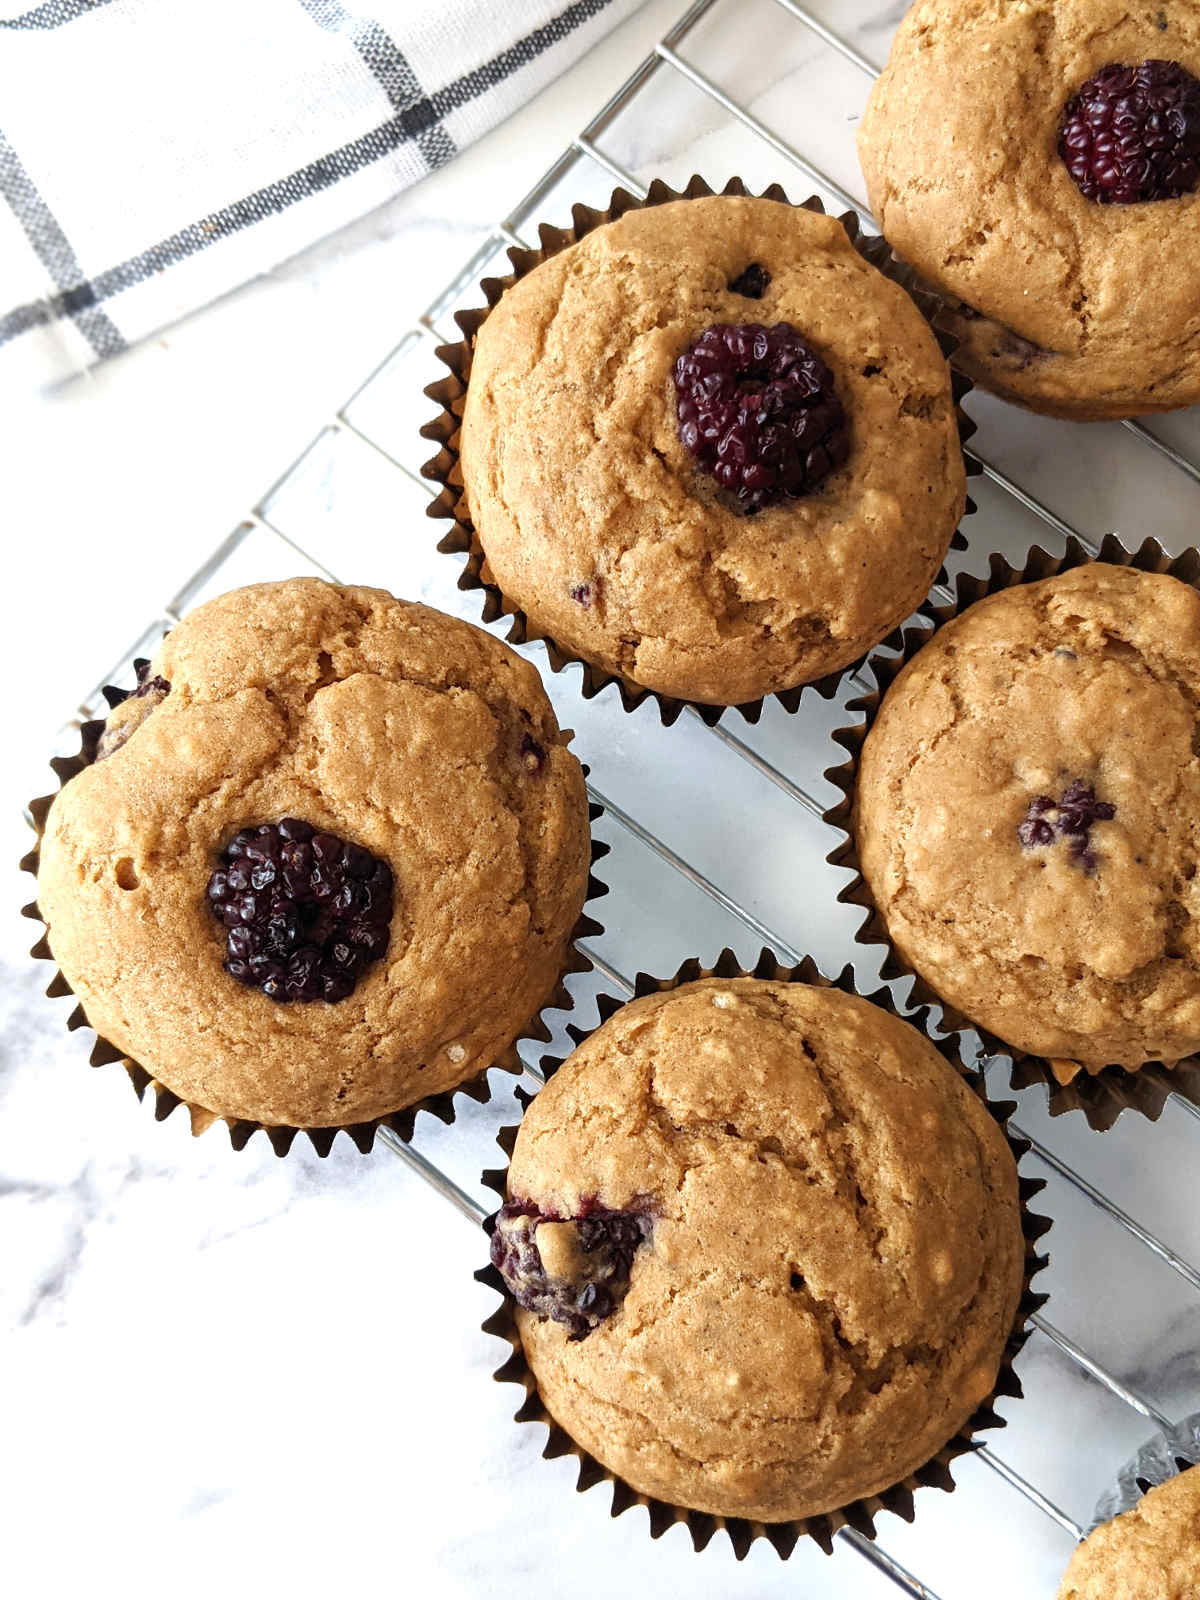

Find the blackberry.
[
  {"left": 1018, "top": 780, "right": 1116, "bottom": 873},
  {"left": 1059, "top": 60, "right": 1200, "bottom": 204},
  {"left": 490, "top": 1198, "right": 652, "bottom": 1340},
  {"left": 728, "top": 263, "right": 770, "bottom": 299},
  {"left": 673, "top": 322, "right": 849, "bottom": 512},
  {"left": 206, "top": 819, "right": 394, "bottom": 1002}
]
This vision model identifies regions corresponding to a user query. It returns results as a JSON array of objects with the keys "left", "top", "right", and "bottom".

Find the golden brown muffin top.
[
  {"left": 460, "top": 196, "right": 964, "bottom": 705},
  {"left": 859, "top": 0, "right": 1200, "bottom": 417},
  {"left": 37, "top": 579, "right": 590, "bottom": 1127},
  {"left": 856, "top": 563, "right": 1200, "bottom": 1073},
  {"left": 504, "top": 978, "right": 1023, "bottom": 1521},
  {"left": 1058, "top": 1464, "right": 1200, "bottom": 1598}
]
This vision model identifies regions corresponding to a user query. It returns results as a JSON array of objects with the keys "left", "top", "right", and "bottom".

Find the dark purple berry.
[
  {"left": 206, "top": 822, "right": 394, "bottom": 1002},
  {"left": 343, "top": 842, "right": 374, "bottom": 879},
  {"left": 673, "top": 322, "right": 849, "bottom": 511},
  {"left": 577, "top": 1281, "right": 610, "bottom": 1317},
  {"left": 331, "top": 882, "right": 358, "bottom": 917},
  {"left": 519, "top": 733, "right": 546, "bottom": 775},
  {"left": 1018, "top": 780, "right": 1116, "bottom": 873},
  {"left": 1018, "top": 815, "right": 1056, "bottom": 848},
  {"left": 1017, "top": 794, "right": 1057, "bottom": 848},
  {"left": 352, "top": 924, "right": 389, "bottom": 957},
  {"left": 568, "top": 581, "right": 595, "bottom": 608},
  {"left": 1059, "top": 60, "right": 1200, "bottom": 204},
  {"left": 490, "top": 1199, "right": 653, "bottom": 1340},
  {"left": 728, "top": 263, "right": 770, "bottom": 299}
]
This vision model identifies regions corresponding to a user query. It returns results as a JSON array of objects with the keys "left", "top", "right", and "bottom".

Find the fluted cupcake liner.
[
  {"left": 824, "top": 531, "right": 1200, "bottom": 1132},
  {"left": 475, "top": 945, "right": 1051, "bottom": 1561},
  {"left": 19, "top": 668, "right": 611, "bottom": 1159},
  {"left": 1088, "top": 1410, "right": 1200, "bottom": 1534},
  {"left": 419, "top": 173, "right": 979, "bottom": 729}
]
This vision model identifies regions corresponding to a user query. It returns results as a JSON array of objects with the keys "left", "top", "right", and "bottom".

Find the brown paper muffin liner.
[
  {"left": 474, "top": 946, "right": 1051, "bottom": 1560},
  {"left": 19, "top": 671, "right": 611, "bottom": 1158},
  {"left": 419, "top": 173, "right": 980, "bottom": 728},
  {"left": 825, "top": 531, "right": 1200, "bottom": 1132}
]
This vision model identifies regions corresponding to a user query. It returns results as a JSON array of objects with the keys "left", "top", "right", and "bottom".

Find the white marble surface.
[{"left": 5, "top": 2, "right": 1200, "bottom": 1597}]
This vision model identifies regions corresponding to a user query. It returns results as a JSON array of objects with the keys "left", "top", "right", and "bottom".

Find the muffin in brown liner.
[
  {"left": 419, "top": 173, "right": 979, "bottom": 729},
  {"left": 1057, "top": 1414, "right": 1200, "bottom": 1593},
  {"left": 474, "top": 946, "right": 1051, "bottom": 1560},
  {"left": 19, "top": 666, "right": 611, "bottom": 1158},
  {"left": 824, "top": 532, "right": 1200, "bottom": 1132},
  {"left": 1088, "top": 1411, "right": 1200, "bottom": 1534}
]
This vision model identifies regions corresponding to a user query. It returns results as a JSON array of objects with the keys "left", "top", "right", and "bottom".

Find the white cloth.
[{"left": 0, "top": 0, "right": 642, "bottom": 384}]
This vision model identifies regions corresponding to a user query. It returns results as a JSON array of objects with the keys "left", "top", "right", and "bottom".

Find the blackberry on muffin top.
[
  {"left": 36, "top": 579, "right": 591, "bottom": 1129},
  {"left": 859, "top": 0, "right": 1200, "bottom": 419},
  {"left": 492, "top": 978, "right": 1025, "bottom": 1523},
  {"left": 855, "top": 563, "right": 1200, "bottom": 1078},
  {"left": 458, "top": 194, "right": 965, "bottom": 707}
]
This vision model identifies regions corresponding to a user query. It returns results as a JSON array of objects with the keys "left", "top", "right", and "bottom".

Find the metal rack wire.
[{"left": 59, "top": 1, "right": 1200, "bottom": 1594}]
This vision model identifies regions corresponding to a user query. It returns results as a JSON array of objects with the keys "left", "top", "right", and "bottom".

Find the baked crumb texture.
[
  {"left": 26, "top": 579, "right": 597, "bottom": 1147},
  {"left": 859, "top": 0, "right": 1200, "bottom": 418},
  {"left": 480, "top": 953, "right": 1049, "bottom": 1552},
  {"left": 424, "top": 178, "right": 971, "bottom": 720},
  {"left": 828, "top": 536, "right": 1200, "bottom": 1130},
  {"left": 1057, "top": 1462, "right": 1200, "bottom": 1599}
]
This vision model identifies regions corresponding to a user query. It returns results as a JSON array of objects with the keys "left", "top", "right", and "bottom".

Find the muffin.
[
  {"left": 1058, "top": 1464, "right": 1200, "bottom": 1597},
  {"left": 457, "top": 193, "right": 966, "bottom": 707},
  {"left": 36, "top": 578, "right": 591, "bottom": 1130},
  {"left": 489, "top": 977, "right": 1025, "bottom": 1522},
  {"left": 855, "top": 562, "right": 1200, "bottom": 1081},
  {"left": 858, "top": 0, "right": 1200, "bottom": 419}
]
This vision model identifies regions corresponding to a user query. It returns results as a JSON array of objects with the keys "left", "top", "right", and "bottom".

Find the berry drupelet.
[
  {"left": 1059, "top": 60, "right": 1200, "bottom": 205},
  {"left": 727, "top": 262, "right": 770, "bottom": 299},
  {"left": 206, "top": 819, "right": 394, "bottom": 1003},
  {"left": 673, "top": 322, "right": 849, "bottom": 512},
  {"left": 491, "top": 1197, "right": 653, "bottom": 1340}
]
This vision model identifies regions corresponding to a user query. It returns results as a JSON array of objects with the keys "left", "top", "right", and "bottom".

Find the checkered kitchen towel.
[{"left": 0, "top": 0, "right": 644, "bottom": 385}]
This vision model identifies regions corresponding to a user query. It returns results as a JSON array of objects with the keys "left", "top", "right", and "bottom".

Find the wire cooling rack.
[{"left": 50, "top": 1, "right": 1200, "bottom": 1595}]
